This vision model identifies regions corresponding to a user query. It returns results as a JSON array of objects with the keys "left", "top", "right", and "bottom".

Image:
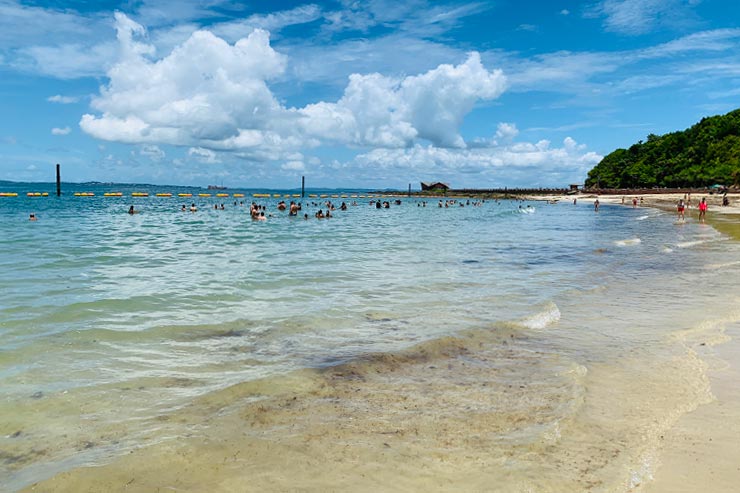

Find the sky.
[{"left": 0, "top": 0, "right": 739, "bottom": 189}]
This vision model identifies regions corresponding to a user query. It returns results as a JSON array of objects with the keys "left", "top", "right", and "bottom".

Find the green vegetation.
[{"left": 586, "top": 109, "right": 740, "bottom": 188}]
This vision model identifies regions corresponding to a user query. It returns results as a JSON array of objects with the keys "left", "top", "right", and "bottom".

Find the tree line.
[{"left": 585, "top": 108, "right": 740, "bottom": 188}]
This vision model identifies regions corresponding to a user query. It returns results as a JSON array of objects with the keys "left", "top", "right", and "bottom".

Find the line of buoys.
[{"left": 1, "top": 191, "right": 364, "bottom": 200}]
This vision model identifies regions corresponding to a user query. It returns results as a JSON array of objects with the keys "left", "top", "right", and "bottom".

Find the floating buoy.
[
  {"left": 132, "top": 192, "right": 148, "bottom": 197},
  {"left": 178, "top": 193, "right": 192, "bottom": 197},
  {"left": 233, "top": 193, "right": 245, "bottom": 197},
  {"left": 156, "top": 193, "right": 172, "bottom": 197},
  {"left": 198, "top": 193, "right": 211, "bottom": 197},
  {"left": 104, "top": 192, "right": 123, "bottom": 197},
  {"left": 0, "top": 192, "right": 18, "bottom": 197},
  {"left": 216, "top": 193, "right": 229, "bottom": 197}
]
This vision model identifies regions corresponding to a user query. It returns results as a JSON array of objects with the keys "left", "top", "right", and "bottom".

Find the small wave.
[
  {"left": 636, "top": 215, "right": 649, "bottom": 221},
  {"left": 662, "top": 247, "right": 674, "bottom": 253},
  {"left": 704, "top": 260, "right": 740, "bottom": 270},
  {"left": 676, "top": 239, "right": 710, "bottom": 248},
  {"left": 615, "top": 238, "right": 641, "bottom": 247},
  {"left": 520, "top": 302, "right": 561, "bottom": 329}
]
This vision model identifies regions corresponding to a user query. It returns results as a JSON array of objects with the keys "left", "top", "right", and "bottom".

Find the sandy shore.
[
  {"left": 529, "top": 192, "right": 740, "bottom": 240},
  {"left": 528, "top": 191, "right": 740, "bottom": 491}
]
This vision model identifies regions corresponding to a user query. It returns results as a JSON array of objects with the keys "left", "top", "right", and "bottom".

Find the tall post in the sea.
[
  {"left": 301, "top": 176, "right": 305, "bottom": 198},
  {"left": 408, "top": 183, "right": 411, "bottom": 197},
  {"left": 56, "top": 164, "right": 61, "bottom": 197}
]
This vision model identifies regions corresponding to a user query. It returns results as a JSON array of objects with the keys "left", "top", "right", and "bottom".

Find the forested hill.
[{"left": 585, "top": 109, "right": 740, "bottom": 188}]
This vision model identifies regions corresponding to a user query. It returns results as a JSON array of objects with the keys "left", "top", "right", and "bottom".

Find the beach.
[{"left": 2, "top": 185, "right": 740, "bottom": 492}]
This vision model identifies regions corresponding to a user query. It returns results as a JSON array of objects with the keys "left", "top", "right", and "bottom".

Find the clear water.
[{"left": 1, "top": 182, "right": 739, "bottom": 491}]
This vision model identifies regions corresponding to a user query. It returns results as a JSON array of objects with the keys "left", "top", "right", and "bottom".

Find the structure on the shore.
[{"left": 421, "top": 182, "right": 450, "bottom": 192}]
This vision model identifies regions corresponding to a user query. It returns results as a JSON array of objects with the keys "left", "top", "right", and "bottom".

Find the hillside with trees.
[{"left": 585, "top": 109, "right": 740, "bottom": 189}]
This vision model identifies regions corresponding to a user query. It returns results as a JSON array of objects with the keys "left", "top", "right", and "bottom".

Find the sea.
[{"left": 1, "top": 182, "right": 739, "bottom": 492}]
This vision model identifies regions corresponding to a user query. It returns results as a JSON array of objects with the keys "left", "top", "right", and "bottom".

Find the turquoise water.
[{"left": 2, "top": 182, "right": 740, "bottom": 491}]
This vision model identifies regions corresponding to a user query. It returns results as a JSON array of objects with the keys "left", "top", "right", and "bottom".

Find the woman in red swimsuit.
[{"left": 698, "top": 197, "right": 708, "bottom": 222}]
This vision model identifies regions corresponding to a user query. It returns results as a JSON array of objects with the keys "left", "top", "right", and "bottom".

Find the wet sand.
[{"left": 528, "top": 191, "right": 740, "bottom": 492}]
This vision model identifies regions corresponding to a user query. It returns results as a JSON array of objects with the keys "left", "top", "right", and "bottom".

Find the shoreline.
[{"left": 526, "top": 191, "right": 740, "bottom": 491}]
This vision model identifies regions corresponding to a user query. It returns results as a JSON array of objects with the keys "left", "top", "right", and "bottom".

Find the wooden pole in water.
[
  {"left": 408, "top": 183, "right": 411, "bottom": 197},
  {"left": 56, "top": 163, "right": 61, "bottom": 196},
  {"left": 301, "top": 176, "right": 305, "bottom": 198}
]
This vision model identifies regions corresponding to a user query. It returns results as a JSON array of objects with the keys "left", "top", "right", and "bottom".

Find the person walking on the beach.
[
  {"left": 698, "top": 197, "right": 708, "bottom": 222},
  {"left": 677, "top": 198, "right": 686, "bottom": 221},
  {"left": 632, "top": 197, "right": 637, "bottom": 207}
]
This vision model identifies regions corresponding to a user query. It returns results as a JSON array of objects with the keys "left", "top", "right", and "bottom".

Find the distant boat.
[{"left": 207, "top": 185, "right": 227, "bottom": 190}]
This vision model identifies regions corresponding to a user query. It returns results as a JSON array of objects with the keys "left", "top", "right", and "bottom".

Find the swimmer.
[
  {"left": 128, "top": 205, "right": 138, "bottom": 214},
  {"left": 29, "top": 213, "right": 37, "bottom": 221},
  {"left": 190, "top": 203, "right": 197, "bottom": 212}
]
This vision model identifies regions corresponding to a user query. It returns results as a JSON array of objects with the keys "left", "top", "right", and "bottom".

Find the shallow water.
[{"left": 1, "top": 183, "right": 740, "bottom": 492}]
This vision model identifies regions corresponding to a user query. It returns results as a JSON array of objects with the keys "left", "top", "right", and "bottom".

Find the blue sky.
[{"left": 1, "top": 0, "right": 739, "bottom": 189}]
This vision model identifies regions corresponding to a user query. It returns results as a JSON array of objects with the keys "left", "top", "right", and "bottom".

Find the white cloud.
[
  {"left": 139, "top": 144, "right": 165, "bottom": 161},
  {"left": 47, "top": 94, "right": 79, "bottom": 104},
  {"left": 299, "top": 52, "right": 506, "bottom": 148},
  {"left": 81, "top": 14, "right": 288, "bottom": 149},
  {"left": 586, "top": 0, "right": 700, "bottom": 36},
  {"left": 188, "top": 147, "right": 221, "bottom": 163},
  {"left": 81, "top": 14, "right": 506, "bottom": 156},
  {"left": 51, "top": 126, "right": 71, "bottom": 135},
  {"left": 495, "top": 122, "right": 519, "bottom": 142},
  {"left": 350, "top": 136, "right": 602, "bottom": 186},
  {"left": 281, "top": 160, "right": 305, "bottom": 171},
  {"left": 560, "top": 9, "right": 571, "bottom": 15}
]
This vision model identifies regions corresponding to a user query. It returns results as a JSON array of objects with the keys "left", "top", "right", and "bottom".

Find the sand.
[{"left": 527, "top": 191, "right": 740, "bottom": 492}]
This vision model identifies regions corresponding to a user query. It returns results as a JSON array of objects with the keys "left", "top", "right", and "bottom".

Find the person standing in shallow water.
[
  {"left": 698, "top": 197, "right": 708, "bottom": 223},
  {"left": 677, "top": 198, "right": 686, "bottom": 221},
  {"left": 594, "top": 199, "right": 599, "bottom": 212}
]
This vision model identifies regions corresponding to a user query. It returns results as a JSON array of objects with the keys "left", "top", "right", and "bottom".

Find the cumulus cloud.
[
  {"left": 81, "top": 13, "right": 288, "bottom": 150},
  {"left": 351, "top": 136, "right": 602, "bottom": 186},
  {"left": 80, "top": 13, "right": 506, "bottom": 155},
  {"left": 298, "top": 52, "right": 506, "bottom": 148},
  {"left": 47, "top": 94, "right": 79, "bottom": 104},
  {"left": 51, "top": 126, "right": 71, "bottom": 135},
  {"left": 139, "top": 144, "right": 165, "bottom": 161},
  {"left": 188, "top": 147, "right": 220, "bottom": 163},
  {"left": 495, "top": 122, "right": 519, "bottom": 142},
  {"left": 281, "top": 160, "right": 305, "bottom": 171}
]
